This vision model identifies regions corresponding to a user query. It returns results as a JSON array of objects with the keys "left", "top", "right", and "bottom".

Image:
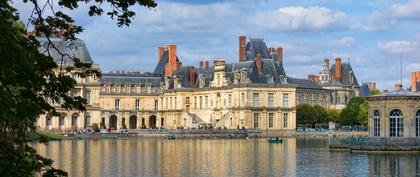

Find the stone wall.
[
  {"left": 330, "top": 137, "right": 420, "bottom": 151},
  {"left": 130, "top": 129, "right": 296, "bottom": 138}
]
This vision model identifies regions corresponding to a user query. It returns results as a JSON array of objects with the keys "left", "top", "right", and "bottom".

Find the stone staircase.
[
  {"left": 213, "top": 110, "right": 231, "bottom": 128},
  {"left": 184, "top": 112, "right": 205, "bottom": 128}
]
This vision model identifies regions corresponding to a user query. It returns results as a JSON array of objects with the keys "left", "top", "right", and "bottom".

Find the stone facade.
[{"left": 367, "top": 85, "right": 420, "bottom": 138}]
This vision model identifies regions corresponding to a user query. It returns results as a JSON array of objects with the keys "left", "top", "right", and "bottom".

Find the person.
[
  {"left": 108, "top": 127, "right": 111, "bottom": 135},
  {"left": 275, "top": 137, "right": 279, "bottom": 140}
]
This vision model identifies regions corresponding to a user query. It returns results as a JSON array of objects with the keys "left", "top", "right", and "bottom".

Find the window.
[
  {"left": 84, "top": 115, "right": 91, "bottom": 128},
  {"left": 175, "top": 97, "right": 177, "bottom": 109},
  {"left": 228, "top": 94, "right": 232, "bottom": 107},
  {"left": 165, "top": 97, "right": 168, "bottom": 109},
  {"left": 283, "top": 93, "right": 289, "bottom": 108},
  {"left": 84, "top": 91, "right": 91, "bottom": 104},
  {"left": 186, "top": 97, "right": 190, "bottom": 104},
  {"left": 200, "top": 96, "right": 203, "bottom": 109},
  {"left": 205, "top": 96, "right": 208, "bottom": 109},
  {"left": 170, "top": 97, "right": 173, "bottom": 109},
  {"left": 71, "top": 114, "right": 78, "bottom": 127},
  {"left": 115, "top": 99, "right": 120, "bottom": 111},
  {"left": 194, "top": 96, "right": 197, "bottom": 109},
  {"left": 389, "top": 109, "right": 403, "bottom": 137},
  {"left": 269, "top": 113, "right": 274, "bottom": 128},
  {"left": 241, "top": 93, "right": 245, "bottom": 106},
  {"left": 373, "top": 110, "right": 380, "bottom": 137},
  {"left": 121, "top": 84, "right": 126, "bottom": 93},
  {"left": 253, "top": 93, "right": 260, "bottom": 107},
  {"left": 111, "top": 84, "right": 116, "bottom": 92},
  {"left": 268, "top": 93, "right": 274, "bottom": 107},
  {"left": 253, "top": 113, "right": 259, "bottom": 128},
  {"left": 154, "top": 100, "right": 158, "bottom": 111},
  {"left": 283, "top": 113, "right": 288, "bottom": 128},
  {"left": 135, "top": 99, "right": 140, "bottom": 111},
  {"left": 416, "top": 110, "right": 420, "bottom": 137},
  {"left": 59, "top": 115, "right": 65, "bottom": 126},
  {"left": 84, "top": 77, "right": 90, "bottom": 83},
  {"left": 46, "top": 116, "right": 52, "bottom": 126}
]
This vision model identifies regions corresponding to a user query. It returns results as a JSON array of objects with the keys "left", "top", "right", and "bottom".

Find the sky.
[{"left": 15, "top": 0, "right": 420, "bottom": 90}]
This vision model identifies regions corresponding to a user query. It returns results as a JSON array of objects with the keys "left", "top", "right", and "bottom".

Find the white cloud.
[
  {"left": 327, "top": 36, "right": 355, "bottom": 48},
  {"left": 377, "top": 40, "right": 413, "bottom": 54},
  {"left": 250, "top": 6, "right": 349, "bottom": 32},
  {"left": 363, "top": 0, "right": 420, "bottom": 31}
]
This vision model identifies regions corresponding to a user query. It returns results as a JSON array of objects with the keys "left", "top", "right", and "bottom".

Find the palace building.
[{"left": 37, "top": 35, "right": 362, "bottom": 132}]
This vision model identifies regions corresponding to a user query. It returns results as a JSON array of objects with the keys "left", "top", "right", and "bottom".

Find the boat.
[
  {"left": 268, "top": 138, "right": 284, "bottom": 144},
  {"left": 167, "top": 134, "right": 176, "bottom": 140},
  {"left": 102, "top": 134, "right": 118, "bottom": 139}
]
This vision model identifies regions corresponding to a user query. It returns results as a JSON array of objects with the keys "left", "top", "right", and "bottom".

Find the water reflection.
[{"left": 32, "top": 138, "right": 420, "bottom": 177}]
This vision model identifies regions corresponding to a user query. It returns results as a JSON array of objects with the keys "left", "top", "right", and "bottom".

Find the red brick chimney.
[
  {"left": 189, "top": 66, "right": 195, "bottom": 87},
  {"left": 412, "top": 71, "right": 420, "bottom": 92},
  {"left": 239, "top": 35, "right": 246, "bottom": 62},
  {"left": 277, "top": 47, "right": 283, "bottom": 65},
  {"left": 256, "top": 54, "right": 263, "bottom": 74},
  {"left": 164, "top": 44, "right": 177, "bottom": 76},
  {"left": 158, "top": 46, "right": 165, "bottom": 63},
  {"left": 395, "top": 84, "right": 402, "bottom": 91},
  {"left": 204, "top": 61, "right": 209, "bottom": 70},
  {"left": 308, "top": 75, "right": 320, "bottom": 82},
  {"left": 335, "top": 57, "right": 342, "bottom": 82}
]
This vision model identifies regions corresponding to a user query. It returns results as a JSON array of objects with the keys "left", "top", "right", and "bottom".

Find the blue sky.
[{"left": 16, "top": 0, "right": 420, "bottom": 90}]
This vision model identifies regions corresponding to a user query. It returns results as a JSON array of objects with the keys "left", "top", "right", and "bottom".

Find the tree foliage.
[
  {"left": 369, "top": 89, "right": 381, "bottom": 96},
  {"left": 0, "top": 0, "right": 156, "bottom": 176},
  {"left": 296, "top": 104, "right": 329, "bottom": 128},
  {"left": 338, "top": 97, "right": 367, "bottom": 126}
]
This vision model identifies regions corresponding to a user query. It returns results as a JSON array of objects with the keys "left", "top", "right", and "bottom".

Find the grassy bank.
[{"left": 27, "top": 131, "right": 73, "bottom": 141}]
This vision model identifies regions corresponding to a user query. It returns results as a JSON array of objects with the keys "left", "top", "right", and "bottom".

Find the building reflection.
[
  {"left": 368, "top": 153, "right": 420, "bottom": 177},
  {"left": 32, "top": 138, "right": 297, "bottom": 177}
]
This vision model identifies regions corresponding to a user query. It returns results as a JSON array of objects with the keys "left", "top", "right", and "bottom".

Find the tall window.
[
  {"left": 373, "top": 110, "right": 380, "bottom": 137},
  {"left": 115, "top": 99, "right": 120, "bottom": 111},
  {"left": 268, "top": 93, "right": 274, "bottom": 107},
  {"left": 84, "top": 115, "right": 91, "bottom": 128},
  {"left": 131, "top": 84, "right": 136, "bottom": 93},
  {"left": 46, "top": 116, "right": 52, "bottom": 126},
  {"left": 253, "top": 113, "right": 259, "bottom": 128},
  {"left": 241, "top": 93, "right": 245, "bottom": 106},
  {"left": 194, "top": 96, "right": 197, "bottom": 109},
  {"left": 186, "top": 97, "right": 190, "bottom": 104},
  {"left": 111, "top": 84, "right": 115, "bottom": 92},
  {"left": 84, "top": 91, "right": 91, "bottom": 105},
  {"left": 283, "top": 113, "right": 288, "bottom": 128},
  {"left": 154, "top": 100, "right": 158, "bottom": 111},
  {"left": 228, "top": 94, "right": 232, "bottom": 107},
  {"left": 71, "top": 114, "right": 78, "bottom": 127},
  {"left": 283, "top": 93, "right": 289, "bottom": 108},
  {"left": 253, "top": 93, "right": 260, "bottom": 107},
  {"left": 165, "top": 97, "right": 168, "bottom": 109},
  {"left": 389, "top": 109, "right": 403, "bottom": 137},
  {"left": 200, "top": 96, "right": 203, "bottom": 109},
  {"left": 59, "top": 115, "right": 65, "bottom": 126},
  {"left": 175, "top": 97, "right": 177, "bottom": 109},
  {"left": 135, "top": 99, "right": 140, "bottom": 111},
  {"left": 205, "top": 96, "right": 208, "bottom": 109},
  {"left": 268, "top": 113, "right": 274, "bottom": 128},
  {"left": 416, "top": 110, "right": 420, "bottom": 137},
  {"left": 170, "top": 97, "right": 173, "bottom": 109}
]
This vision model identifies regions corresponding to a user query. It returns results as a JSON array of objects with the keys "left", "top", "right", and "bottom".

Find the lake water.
[{"left": 32, "top": 138, "right": 420, "bottom": 177}]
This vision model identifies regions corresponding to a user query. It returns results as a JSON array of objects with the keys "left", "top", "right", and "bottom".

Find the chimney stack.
[
  {"left": 239, "top": 35, "right": 246, "bottom": 62},
  {"left": 164, "top": 44, "right": 177, "bottom": 76},
  {"left": 199, "top": 61, "right": 204, "bottom": 69},
  {"left": 277, "top": 47, "right": 283, "bottom": 65},
  {"left": 256, "top": 54, "right": 263, "bottom": 74},
  {"left": 204, "top": 61, "right": 209, "bottom": 70},
  {"left": 158, "top": 46, "right": 165, "bottom": 63},
  {"left": 395, "top": 84, "right": 402, "bottom": 92},
  {"left": 413, "top": 71, "right": 420, "bottom": 92},
  {"left": 335, "top": 57, "right": 342, "bottom": 82},
  {"left": 189, "top": 66, "right": 196, "bottom": 87}
]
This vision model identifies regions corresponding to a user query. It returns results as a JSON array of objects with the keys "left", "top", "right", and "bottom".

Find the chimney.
[
  {"left": 158, "top": 46, "right": 165, "bottom": 63},
  {"left": 199, "top": 61, "right": 204, "bottom": 69},
  {"left": 204, "top": 61, "right": 209, "bottom": 70},
  {"left": 189, "top": 66, "right": 196, "bottom": 87},
  {"left": 335, "top": 57, "right": 342, "bottom": 82},
  {"left": 277, "top": 47, "right": 283, "bottom": 65},
  {"left": 395, "top": 84, "right": 402, "bottom": 92},
  {"left": 256, "top": 53, "right": 263, "bottom": 74},
  {"left": 308, "top": 75, "right": 315, "bottom": 81},
  {"left": 324, "top": 58, "right": 329, "bottom": 67},
  {"left": 412, "top": 72, "right": 419, "bottom": 92},
  {"left": 239, "top": 35, "right": 246, "bottom": 62},
  {"left": 268, "top": 47, "right": 275, "bottom": 55},
  {"left": 164, "top": 44, "right": 177, "bottom": 76}
]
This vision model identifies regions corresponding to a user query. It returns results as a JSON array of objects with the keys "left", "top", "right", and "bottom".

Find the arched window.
[
  {"left": 416, "top": 110, "right": 420, "bottom": 137},
  {"left": 373, "top": 110, "right": 380, "bottom": 137},
  {"left": 389, "top": 109, "right": 403, "bottom": 137}
]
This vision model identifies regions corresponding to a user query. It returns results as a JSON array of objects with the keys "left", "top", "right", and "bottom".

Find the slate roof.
[
  {"left": 330, "top": 63, "right": 359, "bottom": 87},
  {"left": 245, "top": 38, "right": 270, "bottom": 61},
  {"left": 368, "top": 90, "right": 420, "bottom": 98},
  {"left": 359, "top": 83, "right": 371, "bottom": 97},
  {"left": 319, "top": 80, "right": 343, "bottom": 87},
  {"left": 176, "top": 66, "right": 196, "bottom": 88},
  {"left": 153, "top": 51, "right": 180, "bottom": 75},
  {"left": 38, "top": 36, "right": 93, "bottom": 64},
  {"left": 288, "top": 77, "right": 323, "bottom": 89},
  {"left": 100, "top": 73, "right": 162, "bottom": 87}
]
